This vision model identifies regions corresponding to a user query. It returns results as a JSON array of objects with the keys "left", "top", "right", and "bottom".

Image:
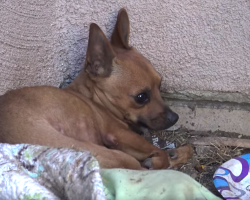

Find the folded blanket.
[
  {"left": 0, "top": 143, "right": 221, "bottom": 200},
  {"left": 0, "top": 144, "right": 105, "bottom": 200}
]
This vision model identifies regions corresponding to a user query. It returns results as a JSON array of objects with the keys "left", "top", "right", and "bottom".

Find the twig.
[{"left": 188, "top": 131, "right": 211, "bottom": 136}]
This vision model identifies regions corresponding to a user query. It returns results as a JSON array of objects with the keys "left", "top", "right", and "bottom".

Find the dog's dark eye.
[{"left": 135, "top": 93, "right": 149, "bottom": 105}]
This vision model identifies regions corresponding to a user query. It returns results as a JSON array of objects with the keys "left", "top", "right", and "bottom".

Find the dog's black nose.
[{"left": 167, "top": 111, "right": 179, "bottom": 125}]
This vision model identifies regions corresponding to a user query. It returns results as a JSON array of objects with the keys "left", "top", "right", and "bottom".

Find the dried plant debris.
[{"left": 149, "top": 128, "right": 250, "bottom": 198}]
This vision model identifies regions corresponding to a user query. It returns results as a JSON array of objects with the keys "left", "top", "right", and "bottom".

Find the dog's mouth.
[{"left": 137, "top": 120, "right": 150, "bottom": 129}]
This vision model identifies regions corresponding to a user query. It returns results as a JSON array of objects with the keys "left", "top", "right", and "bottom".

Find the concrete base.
[{"left": 166, "top": 98, "right": 250, "bottom": 136}]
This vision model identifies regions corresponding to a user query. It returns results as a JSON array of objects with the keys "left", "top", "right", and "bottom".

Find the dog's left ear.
[
  {"left": 111, "top": 8, "right": 130, "bottom": 49},
  {"left": 85, "top": 23, "right": 116, "bottom": 77}
]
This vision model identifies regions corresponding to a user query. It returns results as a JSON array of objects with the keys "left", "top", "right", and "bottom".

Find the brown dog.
[{"left": 0, "top": 8, "right": 192, "bottom": 169}]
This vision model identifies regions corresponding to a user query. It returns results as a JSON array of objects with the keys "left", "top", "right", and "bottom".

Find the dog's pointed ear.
[
  {"left": 85, "top": 23, "right": 116, "bottom": 77},
  {"left": 111, "top": 8, "right": 130, "bottom": 49}
]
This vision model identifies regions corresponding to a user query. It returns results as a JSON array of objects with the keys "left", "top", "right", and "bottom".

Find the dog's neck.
[{"left": 64, "top": 71, "right": 124, "bottom": 121}]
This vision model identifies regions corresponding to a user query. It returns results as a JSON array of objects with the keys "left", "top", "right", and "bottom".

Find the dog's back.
[{"left": 0, "top": 86, "right": 103, "bottom": 145}]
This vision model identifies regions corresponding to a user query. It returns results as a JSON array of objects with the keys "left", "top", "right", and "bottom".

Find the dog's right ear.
[
  {"left": 111, "top": 8, "right": 130, "bottom": 49},
  {"left": 85, "top": 23, "right": 116, "bottom": 77}
]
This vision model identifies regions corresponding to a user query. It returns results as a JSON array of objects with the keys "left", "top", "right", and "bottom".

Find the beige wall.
[{"left": 0, "top": 0, "right": 249, "bottom": 103}]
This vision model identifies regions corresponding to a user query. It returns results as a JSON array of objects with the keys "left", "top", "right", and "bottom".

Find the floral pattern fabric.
[{"left": 0, "top": 144, "right": 106, "bottom": 200}]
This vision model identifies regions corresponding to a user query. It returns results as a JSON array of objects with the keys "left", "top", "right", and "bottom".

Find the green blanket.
[{"left": 102, "top": 169, "right": 222, "bottom": 200}]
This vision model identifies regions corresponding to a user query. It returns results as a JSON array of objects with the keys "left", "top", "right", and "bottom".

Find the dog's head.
[{"left": 84, "top": 8, "right": 178, "bottom": 130}]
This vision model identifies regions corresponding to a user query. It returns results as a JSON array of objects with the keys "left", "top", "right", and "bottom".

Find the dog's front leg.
[{"left": 102, "top": 130, "right": 171, "bottom": 169}]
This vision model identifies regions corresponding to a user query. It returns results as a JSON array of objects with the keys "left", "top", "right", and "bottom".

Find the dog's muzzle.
[{"left": 136, "top": 109, "right": 179, "bottom": 131}]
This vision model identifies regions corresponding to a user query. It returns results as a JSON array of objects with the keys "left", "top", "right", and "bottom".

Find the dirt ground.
[{"left": 150, "top": 128, "right": 250, "bottom": 199}]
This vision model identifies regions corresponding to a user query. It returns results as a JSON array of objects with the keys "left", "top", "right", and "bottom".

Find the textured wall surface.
[{"left": 0, "top": 0, "right": 249, "bottom": 102}]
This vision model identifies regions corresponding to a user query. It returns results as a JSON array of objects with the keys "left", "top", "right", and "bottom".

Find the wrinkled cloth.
[
  {"left": 0, "top": 144, "right": 105, "bottom": 200},
  {"left": 101, "top": 169, "right": 222, "bottom": 200},
  {"left": 0, "top": 143, "right": 221, "bottom": 200}
]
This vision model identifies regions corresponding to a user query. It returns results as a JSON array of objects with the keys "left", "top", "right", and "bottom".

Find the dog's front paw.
[
  {"left": 142, "top": 150, "right": 170, "bottom": 169},
  {"left": 142, "top": 158, "right": 153, "bottom": 169},
  {"left": 168, "top": 144, "right": 193, "bottom": 169}
]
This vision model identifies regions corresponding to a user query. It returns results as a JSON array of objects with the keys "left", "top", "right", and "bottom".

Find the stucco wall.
[{"left": 0, "top": 0, "right": 250, "bottom": 103}]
